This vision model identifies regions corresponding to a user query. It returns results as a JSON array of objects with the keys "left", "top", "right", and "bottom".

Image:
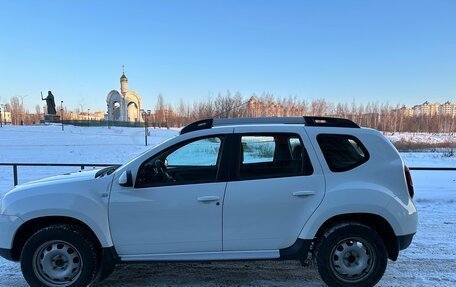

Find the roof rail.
[
  {"left": 179, "top": 119, "right": 214, "bottom": 134},
  {"left": 214, "top": 117, "right": 306, "bottom": 126},
  {"left": 180, "top": 116, "right": 359, "bottom": 134},
  {"left": 303, "top": 116, "right": 360, "bottom": 128}
]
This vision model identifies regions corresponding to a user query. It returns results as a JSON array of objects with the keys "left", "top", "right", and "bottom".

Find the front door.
[{"left": 109, "top": 135, "right": 227, "bottom": 256}]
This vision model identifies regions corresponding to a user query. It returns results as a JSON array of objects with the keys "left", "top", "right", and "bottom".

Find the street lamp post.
[
  {"left": 147, "top": 110, "right": 151, "bottom": 144},
  {"left": 2, "top": 104, "right": 5, "bottom": 126},
  {"left": 145, "top": 112, "right": 148, "bottom": 146},
  {"left": 107, "top": 104, "right": 110, "bottom": 129},
  {"left": 87, "top": 109, "right": 90, "bottom": 127},
  {"left": 60, "top": 101, "right": 64, "bottom": 131},
  {"left": 141, "top": 109, "right": 152, "bottom": 146},
  {"left": 143, "top": 110, "right": 148, "bottom": 146}
]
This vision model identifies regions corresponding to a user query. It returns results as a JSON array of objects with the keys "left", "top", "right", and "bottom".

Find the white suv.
[{"left": 0, "top": 117, "right": 417, "bottom": 287}]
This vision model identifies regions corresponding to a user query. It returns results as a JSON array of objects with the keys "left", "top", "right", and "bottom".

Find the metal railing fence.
[
  {"left": 55, "top": 119, "right": 171, "bottom": 128},
  {"left": 1, "top": 163, "right": 455, "bottom": 187},
  {"left": 0, "top": 163, "right": 121, "bottom": 186}
]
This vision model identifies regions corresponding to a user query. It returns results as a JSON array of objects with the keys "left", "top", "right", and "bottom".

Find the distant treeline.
[
  {"left": 158, "top": 92, "right": 455, "bottom": 134},
  {"left": 3, "top": 93, "right": 456, "bottom": 134}
]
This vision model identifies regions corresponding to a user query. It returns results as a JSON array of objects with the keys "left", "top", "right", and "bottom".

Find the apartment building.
[{"left": 400, "top": 101, "right": 456, "bottom": 117}]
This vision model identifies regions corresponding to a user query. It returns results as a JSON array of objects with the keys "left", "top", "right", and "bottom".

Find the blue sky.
[{"left": 0, "top": 0, "right": 455, "bottom": 111}]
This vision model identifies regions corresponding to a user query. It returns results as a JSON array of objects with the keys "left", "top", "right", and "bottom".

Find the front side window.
[
  {"left": 167, "top": 137, "right": 221, "bottom": 166},
  {"left": 238, "top": 133, "right": 313, "bottom": 180},
  {"left": 317, "top": 134, "right": 369, "bottom": 172},
  {"left": 136, "top": 136, "right": 223, "bottom": 187}
]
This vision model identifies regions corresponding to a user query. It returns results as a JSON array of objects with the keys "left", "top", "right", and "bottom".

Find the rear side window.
[
  {"left": 241, "top": 136, "right": 275, "bottom": 164},
  {"left": 317, "top": 134, "right": 369, "bottom": 172},
  {"left": 238, "top": 133, "right": 313, "bottom": 180}
]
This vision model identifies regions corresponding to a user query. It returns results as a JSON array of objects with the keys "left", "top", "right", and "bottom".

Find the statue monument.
[{"left": 41, "top": 91, "right": 60, "bottom": 122}]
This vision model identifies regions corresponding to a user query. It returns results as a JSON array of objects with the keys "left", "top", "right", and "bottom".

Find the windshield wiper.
[{"left": 95, "top": 166, "right": 120, "bottom": 178}]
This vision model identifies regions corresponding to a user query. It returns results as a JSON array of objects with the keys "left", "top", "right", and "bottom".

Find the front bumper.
[{"left": 0, "top": 214, "right": 23, "bottom": 260}]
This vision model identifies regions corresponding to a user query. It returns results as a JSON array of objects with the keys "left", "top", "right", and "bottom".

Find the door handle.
[
  {"left": 293, "top": 190, "right": 316, "bottom": 196},
  {"left": 197, "top": 196, "right": 221, "bottom": 202}
]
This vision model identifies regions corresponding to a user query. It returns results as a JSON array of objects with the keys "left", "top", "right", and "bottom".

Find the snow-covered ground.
[
  {"left": 0, "top": 125, "right": 455, "bottom": 286},
  {"left": 0, "top": 125, "right": 179, "bottom": 188},
  {"left": 385, "top": 132, "right": 456, "bottom": 145}
]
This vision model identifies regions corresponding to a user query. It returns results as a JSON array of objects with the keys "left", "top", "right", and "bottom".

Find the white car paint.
[
  {"left": 223, "top": 125, "right": 326, "bottom": 251},
  {"left": 109, "top": 181, "right": 227, "bottom": 255},
  {"left": 1, "top": 169, "right": 114, "bottom": 248},
  {"left": 0, "top": 123, "right": 417, "bottom": 263},
  {"left": 298, "top": 126, "right": 417, "bottom": 239}
]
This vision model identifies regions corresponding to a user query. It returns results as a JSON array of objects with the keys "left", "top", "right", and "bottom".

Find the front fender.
[
  {"left": 18, "top": 206, "right": 113, "bottom": 247},
  {"left": 2, "top": 176, "right": 114, "bottom": 248}
]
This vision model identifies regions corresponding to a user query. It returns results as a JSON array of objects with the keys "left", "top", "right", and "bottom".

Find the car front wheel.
[
  {"left": 20, "top": 224, "right": 99, "bottom": 287},
  {"left": 316, "top": 223, "right": 388, "bottom": 287}
]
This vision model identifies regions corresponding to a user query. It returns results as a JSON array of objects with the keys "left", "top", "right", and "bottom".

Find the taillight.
[{"left": 404, "top": 165, "right": 414, "bottom": 199}]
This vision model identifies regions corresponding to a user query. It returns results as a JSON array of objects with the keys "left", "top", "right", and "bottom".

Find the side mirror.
[{"left": 118, "top": 170, "right": 133, "bottom": 187}]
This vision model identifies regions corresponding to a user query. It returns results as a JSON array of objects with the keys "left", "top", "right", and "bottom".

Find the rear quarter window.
[{"left": 317, "top": 134, "right": 369, "bottom": 172}]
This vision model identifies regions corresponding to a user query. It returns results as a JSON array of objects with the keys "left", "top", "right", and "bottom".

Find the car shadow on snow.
[{"left": 96, "top": 261, "right": 325, "bottom": 287}]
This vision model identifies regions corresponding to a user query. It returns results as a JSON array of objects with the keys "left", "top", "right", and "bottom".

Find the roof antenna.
[{"left": 122, "top": 64, "right": 125, "bottom": 75}]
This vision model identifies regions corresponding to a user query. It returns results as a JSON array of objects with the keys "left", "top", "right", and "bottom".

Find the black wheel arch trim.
[
  {"left": 279, "top": 238, "right": 312, "bottom": 260},
  {"left": 101, "top": 246, "right": 120, "bottom": 263},
  {"left": 0, "top": 248, "right": 14, "bottom": 261}
]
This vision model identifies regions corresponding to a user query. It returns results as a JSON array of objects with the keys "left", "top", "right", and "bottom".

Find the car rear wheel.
[
  {"left": 20, "top": 224, "right": 99, "bottom": 287},
  {"left": 316, "top": 223, "right": 388, "bottom": 287}
]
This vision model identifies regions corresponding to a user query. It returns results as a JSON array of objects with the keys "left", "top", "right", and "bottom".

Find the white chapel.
[{"left": 106, "top": 68, "right": 142, "bottom": 122}]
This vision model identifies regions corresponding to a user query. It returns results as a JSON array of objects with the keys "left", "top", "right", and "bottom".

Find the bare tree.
[{"left": 10, "top": 96, "right": 22, "bottom": 125}]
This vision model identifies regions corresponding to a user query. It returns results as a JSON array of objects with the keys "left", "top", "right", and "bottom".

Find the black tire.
[
  {"left": 20, "top": 224, "right": 99, "bottom": 287},
  {"left": 316, "top": 223, "right": 388, "bottom": 287}
]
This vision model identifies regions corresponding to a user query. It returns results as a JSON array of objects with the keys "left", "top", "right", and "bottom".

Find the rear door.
[{"left": 223, "top": 126, "right": 325, "bottom": 251}]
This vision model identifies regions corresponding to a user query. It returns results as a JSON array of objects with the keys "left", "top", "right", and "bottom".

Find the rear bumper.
[
  {"left": 388, "top": 232, "right": 415, "bottom": 261},
  {"left": 398, "top": 233, "right": 415, "bottom": 251}
]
